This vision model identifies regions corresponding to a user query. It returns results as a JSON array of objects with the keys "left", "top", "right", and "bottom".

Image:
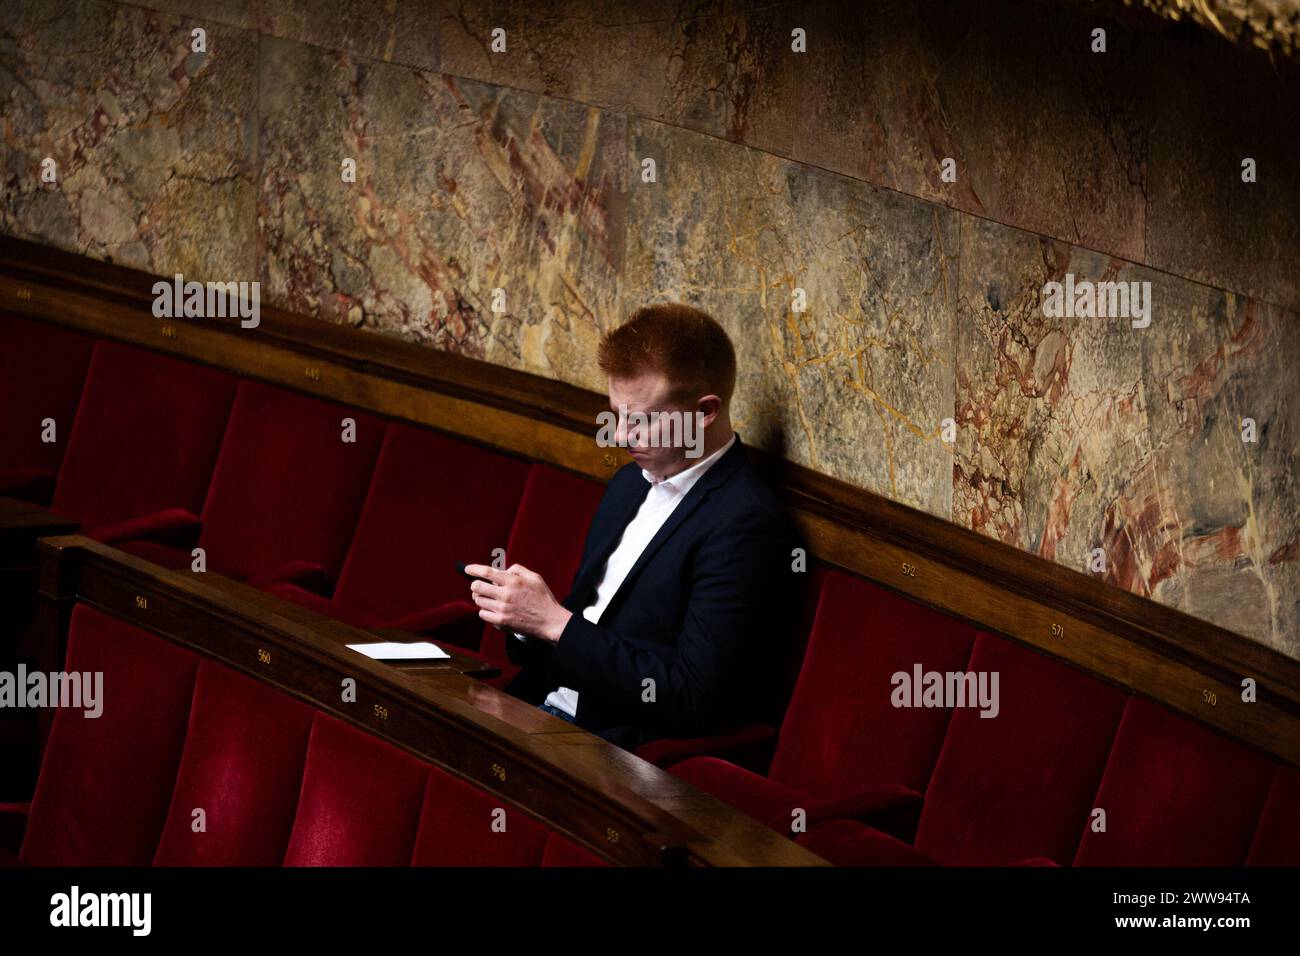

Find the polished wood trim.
[
  {"left": 35, "top": 535, "right": 828, "bottom": 867},
  {"left": 3, "top": 234, "right": 1297, "bottom": 770}
]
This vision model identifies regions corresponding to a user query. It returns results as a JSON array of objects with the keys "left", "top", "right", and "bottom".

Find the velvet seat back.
[
  {"left": 281, "top": 714, "right": 429, "bottom": 866},
  {"left": 17, "top": 587, "right": 615, "bottom": 868},
  {"left": 21, "top": 605, "right": 199, "bottom": 865},
  {"left": 0, "top": 314, "right": 95, "bottom": 495},
  {"left": 477, "top": 463, "right": 606, "bottom": 671},
  {"left": 197, "top": 382, "right": 385, "bottom": 581},
  {"left": 1073, "top": 697, "right": 1278, "bottom": 866},
  {"left": 154, "top": 662, "right": 315, "bottom": 866},
  {"left": 766, "top": 570, "right": 979, "bottom": 800},
  {"left": 411, "top": 767, "right": 551, "bottom": 865},
  {"left": 51, "top": 342, "right": 236, "bottom": 532},
  {"left": 911, "top": 633, "right": 1128, "bottom": 865},
  {"left": 333, "top": 423, "right": 530, "bottom": 619}
]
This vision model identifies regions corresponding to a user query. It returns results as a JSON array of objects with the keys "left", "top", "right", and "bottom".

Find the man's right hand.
[{"left": 466, "top": 563, "right": 573, "bottom": 643}]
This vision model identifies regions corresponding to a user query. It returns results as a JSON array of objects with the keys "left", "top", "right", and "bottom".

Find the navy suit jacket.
[{"left": 506, "top": 433, "right": 804, "bottom": 751}]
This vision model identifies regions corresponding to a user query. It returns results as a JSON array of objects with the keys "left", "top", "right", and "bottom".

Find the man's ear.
[{"left": 695, "top": 394, "right": 722, "bottom": 428}]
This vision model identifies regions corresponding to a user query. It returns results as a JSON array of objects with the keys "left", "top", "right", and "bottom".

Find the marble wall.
[{"left": 2, "top": 0, "right": 1296, "bottom": 655}]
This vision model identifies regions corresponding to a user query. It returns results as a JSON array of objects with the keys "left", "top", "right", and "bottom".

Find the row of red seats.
[
  {"left": 0, "top": 314, "right": 605, "bottom": 687},
  {"left": 0, "top": 604, "right": 608, "bottom": 866},
  {"left": 669, "top": 570, "right": 1300, "bottom": 866},
  {"left": 4, "top": 312, "right": 1298, "bottom": 866}
]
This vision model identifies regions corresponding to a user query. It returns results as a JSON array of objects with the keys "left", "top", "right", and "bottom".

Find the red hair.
[{"left": 597, "top": 303, "right": 737, "bottom": 405}]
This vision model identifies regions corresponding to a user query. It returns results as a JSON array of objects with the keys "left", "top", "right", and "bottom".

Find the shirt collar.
[{"left": 642, "top": 431, "right": 737, "bottom": 495}]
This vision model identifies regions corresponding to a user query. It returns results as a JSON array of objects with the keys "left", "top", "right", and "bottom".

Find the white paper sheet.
[{"left": 346, "top": 641, "right": 451, "bottom": 661}]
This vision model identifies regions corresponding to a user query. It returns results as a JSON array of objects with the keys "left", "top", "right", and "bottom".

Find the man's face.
[{"left": 607, "top": 371, "right": 693, "bottom": 478}]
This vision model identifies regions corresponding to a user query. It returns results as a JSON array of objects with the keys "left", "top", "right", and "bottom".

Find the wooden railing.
[{"left": 31, "top": 534, "right": 827, "bottom": 867}]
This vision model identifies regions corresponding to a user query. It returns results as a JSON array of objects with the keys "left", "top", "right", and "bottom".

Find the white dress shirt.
[{"left": 523, "top": 432, "right": 737, "bottom": 718}]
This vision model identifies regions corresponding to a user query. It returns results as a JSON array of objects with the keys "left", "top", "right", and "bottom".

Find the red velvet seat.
[
  {"left": 477, "top": 464, "right": 606, "bottom": 685},
  {"left": 282, "top": 714, "right": 430, "bottom": 866},
  {"left": 11, "top": 603, "right": 616, "bottom": 867},
  {"left": 260, "top": 581, "right": 383, "bottom": 628},
  {"left": 122, "top": 382, "right": 386, "bottom": 585},
  {"left": 903, "top": 632, "right": 1128, "bottom": 865},
  {"left": 0, "top": 313, "right": 95, "bottom": 503},
  {"left": 1247, "top": 765, "right": 1300, "bottom": 865},
  {"left": 270, "top": 424, "right": 530, "bottom": 649},
  {"left": 199, "top": 383, "right": 386, "bottom": 584},
  {"left": 411, "top": 767, "right": 551, "bottom": 865},
  {"left": 20, "top": 605, "right": 199, "bottom": 866},
  {"left": 114, "top": 539, "right": 197, "bottom": 571},
  {"left": 1073, "top": 696, "right": 1279, "bottom": 866},
  {"left": 50, "top": 341, "right": 236, "bottom": 537},
  {"left": 670, "top": 570, "right": 979, "bottom": 834},
  {"left": 154, "top": 662, "right": 315, "bottom": 866}
]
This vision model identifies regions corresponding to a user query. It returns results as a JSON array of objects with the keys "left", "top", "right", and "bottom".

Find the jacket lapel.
[{"left": 566, "top": 473, "right": 650, "bottom": 608}]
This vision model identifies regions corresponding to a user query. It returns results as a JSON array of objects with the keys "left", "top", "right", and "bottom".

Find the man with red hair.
[{"left": 466, "top": 303, "right": 803, "bottom": 751}]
